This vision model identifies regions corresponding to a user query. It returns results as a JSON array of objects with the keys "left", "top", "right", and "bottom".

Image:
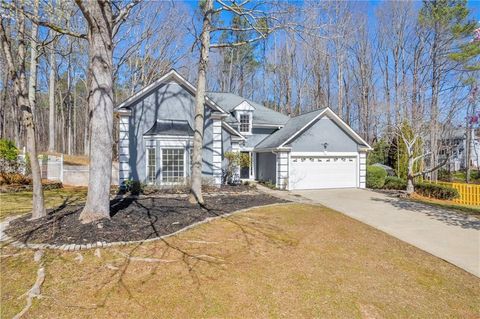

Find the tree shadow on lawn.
[
  {"left": 12, "top": 202, "right": 293, "bottom": 312},
  {"left": 370, "top": 194, "right": 480, "bottom": 230}
]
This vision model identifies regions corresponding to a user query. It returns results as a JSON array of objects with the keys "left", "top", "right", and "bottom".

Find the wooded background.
[{"left": 1, "top": 0, "right": 478, "bottom": 157}]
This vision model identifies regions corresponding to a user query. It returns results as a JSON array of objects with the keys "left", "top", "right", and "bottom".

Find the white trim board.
[
  {"left": 143, "top": 135, "right": 193, "bottom": 142},
  {"left": 222, "top": 122, "right": 246, "bottom": 141}
]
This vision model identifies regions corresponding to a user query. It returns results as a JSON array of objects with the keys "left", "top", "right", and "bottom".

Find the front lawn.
[
  {"left": 0, "top": 187, "right": 87, "bottom": 220},
  {"left": 1, "top": 204, "right": 478, "bottom": 318}
]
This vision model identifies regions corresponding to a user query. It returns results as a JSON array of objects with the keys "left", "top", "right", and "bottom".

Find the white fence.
[{"left": 37, "top": 155, "right": 118, "bottom": 186}]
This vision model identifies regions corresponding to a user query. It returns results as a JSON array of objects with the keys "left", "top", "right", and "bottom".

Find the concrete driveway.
[{"left": 293, "top": 188, "right": 480, "bottom": 277}]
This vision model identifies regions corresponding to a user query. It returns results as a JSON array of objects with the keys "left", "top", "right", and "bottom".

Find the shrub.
[
  {"left": 258, "top": 179, "right": 277, "bottom": 189},
  {"left": 0, "top": 172, "right": 31, "bottom": 185},
  {"left": 123, "top": 179, "right": 143, "bottom": 195},
  {"left": 415, "top": 182, "right": 459, "bottom": 200},
  {"left": 367, "top": 139, "right": 390, "bottom": 166},
  {"left": 0, "top": 139, "right": 18, "bottom": 161},
  {"left": 367, "top": 165, "right": 387, "bottom": 189},
  {"left": 438, "top": 169, "right": 452, "bottom": 182},
  {"left": 0, "top": 139, "right": 20, "bottom": 174},
  {"left": 223, "top": 151, "right": 250, "bottom": 185},
  {"left": 383, "top": 176, "right": 406, "bottom": 190}
]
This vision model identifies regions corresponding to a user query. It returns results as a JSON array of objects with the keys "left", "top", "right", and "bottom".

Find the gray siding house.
[{"left": 115, "top": 70, "right": 372, "bottom": 190}]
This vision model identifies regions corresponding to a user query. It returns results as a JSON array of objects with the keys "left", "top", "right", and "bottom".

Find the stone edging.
[{"left": 0, "top": 202, "right": 297, "bottom": 252}]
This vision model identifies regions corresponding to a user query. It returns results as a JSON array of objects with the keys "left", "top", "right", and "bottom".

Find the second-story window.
[{"left": 239, "top": 113, "right": 251, "bottom": 133}]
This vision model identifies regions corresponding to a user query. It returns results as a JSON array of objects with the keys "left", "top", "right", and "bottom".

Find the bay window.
[
  {"left": 161, "top": 148, "right": 185, "bottom": 183},
  {"left": 146, "top": 147, "right": 156, "bottom": 184}
]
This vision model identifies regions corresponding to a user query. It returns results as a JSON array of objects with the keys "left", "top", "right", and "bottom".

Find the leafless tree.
[
  {"left": 1, "top": 1, "right": 46, "bottom": 219},
  {"left": 393, "top": 117, "right": 451, "bottom": 194},
  {"left": 190, "top": 0, "right": 296, "bottom": 204}
]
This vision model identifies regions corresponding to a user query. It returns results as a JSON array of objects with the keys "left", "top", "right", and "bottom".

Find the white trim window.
[
  {"left": 161, "top": 148, "right": 185, "bottom": 183},
  {"left": 239, "top": 113, "right": 251, "bottom": 133},
  {"left": 146, "top": 147, "right": 156, "bottom": 184}
]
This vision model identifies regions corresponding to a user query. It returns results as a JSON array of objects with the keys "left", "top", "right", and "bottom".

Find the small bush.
[
  {"left": 0, "top": 179, "right": 62, "bottom": 193},
  {"left": 223, "top": 152, "right": 250, "bottom": 185},
  {"left": 0, "top": 172, "right": 31, "bottom": 185},
  {"left": 258, "top": 179, "right": 277, "bottom": 189},
  {"left": 0, "top": 139, "right": 20, "bottom": 175},
  {"left": 367, "top": 166, "right": 387, "bottom": 189},
  {"left": 438, "top": 169, "right": 452, "bottom": 182},
  {"left": 415, "top": 182, "right": 459, "bottom": 200},
  {"left": 0, "top": 139, "right": 18, "bottom": 161},
  {"left": 123, "top": 179, "right": 144, "bottom": 195},
  {"left": 42, "top": 181, "right": 63, "bottom": 191},
  {"left": 383, "top": 176, "right": 406, "bottom": 190}
]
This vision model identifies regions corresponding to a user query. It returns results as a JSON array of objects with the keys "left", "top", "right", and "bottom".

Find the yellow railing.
[{"left": 434, "top": 181, "right": 480, "bottom": 206}]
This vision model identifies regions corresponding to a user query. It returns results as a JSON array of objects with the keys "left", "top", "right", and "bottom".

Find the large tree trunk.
[
  {"left": 189, "top": 0, "right": 213, "bottom": 205},
  {"left": 78, "top": 1, "right": 114, "bottom": 223}
]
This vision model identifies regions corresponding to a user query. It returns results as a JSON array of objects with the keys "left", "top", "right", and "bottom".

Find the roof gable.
[
  {"left": 254, "top": 108, "right": 326, "bottom": 150},
  {"left": 206, "top": 92, "right": 289, "bottom": 126},
  {"left": 233, "top": 100, "right": 255, "bottom": 111},
  {"left": 255, "top": 107, "right": 372, "bottom": 151},
  {"left": 115, "top": 70, "right": 226, "bottom": 114}
]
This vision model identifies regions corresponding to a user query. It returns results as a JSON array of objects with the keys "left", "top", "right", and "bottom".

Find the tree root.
[
  {"left": 116, "top": 251, "right": 177, "bottom": 263},
  {"left": 13, "top": 250, "right": 45, "bottom": 319},
  {"left": 186, "top": 240, "right": 219, "bottom": 244},
  {"left": 125, "top": 256, "right": 178, "bottom": 263}
]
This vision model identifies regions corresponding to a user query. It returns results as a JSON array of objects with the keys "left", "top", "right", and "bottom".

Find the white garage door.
[{"left": 289, "top": 155, "right": 358, "bottom": 189}]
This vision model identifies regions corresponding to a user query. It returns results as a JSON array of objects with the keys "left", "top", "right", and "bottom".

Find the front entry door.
[{"left": 240, "top": 151, "right": 250, "bottom": 179}]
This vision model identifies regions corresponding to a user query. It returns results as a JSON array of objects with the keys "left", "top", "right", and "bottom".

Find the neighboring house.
[
  {"left": 115, "top": 70, "right": 372, "bottom": 190},
  {"left": 441, "top": 128, "right": 480, "bottom": 171}
]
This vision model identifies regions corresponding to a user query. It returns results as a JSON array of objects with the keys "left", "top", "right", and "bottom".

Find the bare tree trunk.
[
  {"left": 73, "top": 84, "right": 77, "bottom": 154},
  {"left": 406, "top": 150, "right": 415, "bottom": 194},
  {"left": 67, "top": 59, "right": 72, "bottom": 155},
  {"left": 0, "top": 61, "right": 6, "bottom": 138},
  {"left": 189, "top": 0, "right": 213, "bottom": 205},
  {"left": 465, "top": 117, "right": 472, "bottom": 184},
  {"left": 429, "top": 25, "right": 440, "bottom": 182},
  {"left": 48, "top": 45, "right": 56, "bottom": 152},
  {"left": 337, "top": 57, "right": 344, "bottom": 117},
  {"left": 78, "top": 0, "right": 114, "bottom": 223},
  {"left": 1, "top": 6, "right": 46, "bottom": 219},
  {"left": 27, "top": 0, "right": 39, "bottom": 121}
]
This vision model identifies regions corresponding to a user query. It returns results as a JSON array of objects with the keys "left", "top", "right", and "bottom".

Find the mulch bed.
[
  {"left": 140, "top": 184, "right": 256, "bottom": 195},
  {"left": 6, "top": 193, "right": 288, "bottom": 245}
]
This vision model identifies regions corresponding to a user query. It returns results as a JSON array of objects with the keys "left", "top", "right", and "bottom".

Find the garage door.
[{"left": 289, "top": 156, "right": 358, "bottom": 189}]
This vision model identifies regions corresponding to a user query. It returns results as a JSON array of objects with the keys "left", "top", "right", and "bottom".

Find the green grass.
[
  {"left": 0, "top": 187, "right": 87, "bottom": 220},
  {"left": 410, "top": 194, "right": 480, "bottom": 217},
  {"left": 1, "top": 204, "right": 479, "bottom": 318}
]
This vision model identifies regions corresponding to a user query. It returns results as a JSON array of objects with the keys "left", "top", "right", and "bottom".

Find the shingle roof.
[
  {"left": 244, "top": 133, "right": 271, "bottom": 148},
  {"left": 144, "top": 119, "right": 194, "bottom": 136},
  {"left": 206, "top": 92, "right": 290, "bottom": 126},
  {"left": 254, "top": 108, "right": 327, "bottom": 150}
]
